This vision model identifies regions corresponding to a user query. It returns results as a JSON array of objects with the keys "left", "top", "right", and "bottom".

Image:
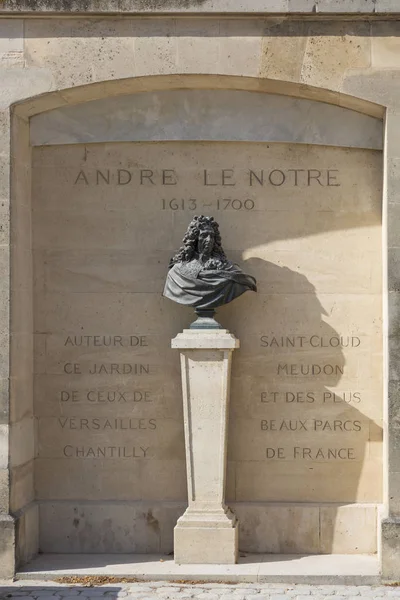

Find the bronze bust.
[{"left": 163, "top": 215, "right": 257, "bottom": 327}]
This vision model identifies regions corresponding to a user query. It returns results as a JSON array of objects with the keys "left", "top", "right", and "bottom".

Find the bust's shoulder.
[{"left": 172, "top": 258, "right": 202, "bottom": 278}]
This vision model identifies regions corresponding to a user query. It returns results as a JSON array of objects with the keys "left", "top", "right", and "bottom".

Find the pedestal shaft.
[{"left": 172, "top": 329, "right": 239, "bottom": 564}]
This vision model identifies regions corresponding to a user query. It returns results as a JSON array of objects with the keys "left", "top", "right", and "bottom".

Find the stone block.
[
  {"left": 234, "top": 503, "right": 319, "bottom": 554},
  {"left": 35, "top": 458, "right": 187, "bottom": 501},
  {"left": 0, "top": 204, "right": 10, "bottom": 249},
  {"left": 10, "top": 460, "right": 34, "bottom": 513},
  {"left": 288, "top": 0, "right": 317, "bottom": 10},
  {"left": 10, "top": 374, "right": 33, "bottom": 424},
  {"left": 0, "top": 111, "right": 10, "bottom": 154},
  {"left": 174, "top": 520, "right": 238, "bottom": 565},
  {"left": 317, "top": 0, "right": 375, "bottom": 10},
  {"left": 0, "top": 68, "right": 54, "bottom": 110},
  {"left": 228, "top": 415, "right": 373, "bottom": 464},
  {"left": 259, "top": 21, "right": 307, "bottom": 82},
  {"left": 233, "top": 502, "right": 378, "bottom": 554},
  {"left": 375, "top": 0, "right": 400, "bottom": 9},
  {"left": 382, "top": 517, "right": 400, "bottom": 582},
  {"left": 15, "top": 503, "right": 38, "bottom": 567},
  {"left": 319, "top": 504, "right": 377, "bottom": 554},
  {"left": 372, "top": 23, "right": 400, "bottom": 69},
  {"left": 39, "top": 501, "right": 184, "bottom": 553},
  {"left": 0, "top": 515, "right": 15, "bottom": 579},
  {"left": 301, "top": 22, "right": 370, "bottom": 90},
  {"left": 176, "top": 21, "right": 220, "bottom": 75},
  {"left": 387, "top": 158, "right": 400, "bottom": 205},
  {"left": 388, "top": 472, "right": 400, "bottom": 517},
  {"left": 388, "top": 382, "right": 400, "bottom": 474},
  {"left": 0, "top": 152, "right": 10, "bottom": 205},
  {"left": 217, "top": 20, "right": 263, "bottom": 77},
  {"left": 36, "top": 415, "right": 185, "bottom": 462},
  {"left": 0, "top": 424, "right": 8, "bottom": 470},
  {"left": 29, "top": 89, "right": 382, "bottom": 149},
  {"left": 386, "top": 112, "right": 400, "bottom": 160},
  {"left": 0, "top": 334, "right": 9, "bottom": 381},
  {"left": 234, "top": 459, "right": 382, "bottom": 503},
  {"left": 389, "top": 338, "right": 400, "bottom": 382},
  {"left": 0, "top": 468, "right": 9, "bottom": 514},
  {"left": 9, "top": 417, "right": 35, "bottom": 468},
  {"left": 388, "top": 249, "right": 400, "bottom": 293},
  {"left": 0, "top": 377, "right": 9, "bottom": 425},
  {"left": 343, "top": 70, "right": 400, "bottom": 111},
  {"left": 25, "top": 19, "right": 135, "bottom": 89},
  {"left": 0, "top": 20, "right": 23, "bottom": 58},
  {"left": 388, "top": 293, "right": 400, "bottom": 338},
  {"left": 0, "top": 287, "right": 10, "bottom": 339}
]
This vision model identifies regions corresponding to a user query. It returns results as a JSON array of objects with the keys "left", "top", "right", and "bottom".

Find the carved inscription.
[
  {"left": 63, "top": 446, "right": 150, "bottom": 458},
  {"left": 265, "top": 447, "right": 356, "bottom": 460},
  {"left": 259, "top": 331, "right": 366, "bottom": 462},
  {"left": 60, "top": 390, "right": 152, "bottom": 403},
  {"left": 50, "top": 333, "right": 158, "bottom": 459},
  {"left": 73, "top": 168, "right": 341, "bottom": 188},
  {"left": 63, "top": 363, "right": 151, "bottom": 375}
]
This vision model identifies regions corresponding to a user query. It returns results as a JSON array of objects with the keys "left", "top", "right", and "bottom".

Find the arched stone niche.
[{"left": 10, "top": 77, "right": 384, "bottom": 565}]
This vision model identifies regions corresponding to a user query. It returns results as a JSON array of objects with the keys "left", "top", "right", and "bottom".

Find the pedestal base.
[{"left": 174, "top": 507, "right": 238, "bottom": 564}]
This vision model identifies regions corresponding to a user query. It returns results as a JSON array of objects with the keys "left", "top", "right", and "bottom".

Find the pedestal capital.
[{"left": 171, "top": 328, "right": 239, "bottom": 350}]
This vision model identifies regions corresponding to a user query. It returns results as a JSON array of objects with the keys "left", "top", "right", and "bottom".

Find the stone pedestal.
[{"left": 172, "top": 328, "right": 239, "bottom": 565}]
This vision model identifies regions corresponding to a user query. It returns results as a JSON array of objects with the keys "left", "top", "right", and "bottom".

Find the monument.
[
  {"left": 165, "top": 215, "right": 256, "bottom": 563},
  {"left": 28, "top": 136, "right": 383, "bottom": 562},
  {"left": 1, "top": 4, "right": 397, "bottom": 577}
]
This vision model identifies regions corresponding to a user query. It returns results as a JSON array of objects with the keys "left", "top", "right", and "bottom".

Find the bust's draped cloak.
[{"left": 163, "top": 259, "right": 257, "bottom": 309}]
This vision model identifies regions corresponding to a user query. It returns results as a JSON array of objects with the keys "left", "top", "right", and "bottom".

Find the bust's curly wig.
[{"left": 169, "top": 215, "right": 228, "bottom": 268}]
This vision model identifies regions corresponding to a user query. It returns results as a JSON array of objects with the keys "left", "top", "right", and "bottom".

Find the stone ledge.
[
  {"left": 0, "top": 0, "right": 399, "bottom": 16},
  {"left": 16, "top": 553, "right": 381, "bottom": 585}
]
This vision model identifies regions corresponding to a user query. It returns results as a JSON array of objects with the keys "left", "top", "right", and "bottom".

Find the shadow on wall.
[
  {"left": 219, "top": 258, "right": 382, "bottom": 555},
  {"left": 7, "top": 18, "right": 391, "bottom": 39}
]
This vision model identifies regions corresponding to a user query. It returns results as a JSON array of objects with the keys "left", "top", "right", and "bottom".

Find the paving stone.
[
  {"left": 294, "top": 596, "right": 324, "bottom": 600},
  {"left": 53, "top": 596, "right": 85, "bottom": 600},
  {"left": 125, "top": 595, "right": 158, "bottom": 600},
  {"left": 86, "top": 592, "right": 118, "bottom": 597},
  {"left": 123, "top": 589, "right": 153, "bottom": 594},
  {"left": 32, "top": 594, "right": 62, "bottom": 598},
  {"left": 126, "top": 597, "right": 157, "bottom": 600}
]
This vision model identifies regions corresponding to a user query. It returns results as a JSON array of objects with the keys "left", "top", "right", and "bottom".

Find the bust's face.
[{"left": 198, "top": 227, "right": 215, "bottom": 258}]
